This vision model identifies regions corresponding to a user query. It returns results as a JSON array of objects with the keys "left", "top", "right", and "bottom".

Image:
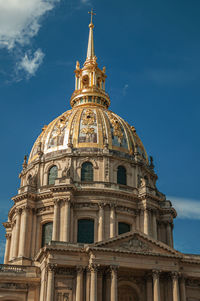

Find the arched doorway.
[{"left": 118, "top": 285, "right": 139, "bottom": 301}]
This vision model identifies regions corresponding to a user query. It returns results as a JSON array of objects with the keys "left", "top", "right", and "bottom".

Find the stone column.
[
  {"left": 153, "top": 270, "right": 161, "bottom": 301},
  {"left": 39, "top": 265, "right": 46, "bottom": 301},
  {"left": 13, "top": 209, "right": 21, "bottom": 258},
  {"left": 167, "top": 223, "right": 173, "bottom": 247},
  {"left": 63, "top": 199, "right": 71, "bottom": 242},
  {"left": 172, "top": 272, "right": 180, "bottom": 301},
  {"left": 52, "top": 199, "right": 60, "bottom": 241},
  {"left": 46, "top": 264, "right": 56, "bottom": 301},
  {"left": 98, "top": 203, "right": 105, "bottom": 241},
  {"left": 90, "top": 264, "right": 98, "bottom": 301},
  {"left": 10, "top": 222, "right": 16, "bottom": 260},
  {"left": 135, "top": 209, "right": 140, "bottom": 231},
  {"left": 152, "top": 210, "right": 157, "bottom": 240},
  {"left": 31, "top": 209, "right": 37, "bottom": 258},
  {"left": 70, "top": 203, "right": 74, "bottom": 242},
  {"left": 110, "top": 266, "right": 118, "bottom": 301},
  {"left": 105, "top": 268, "right": 111, "bottom": 301},
  {"left": 76, "top": 266, "right": 84, "bottom": 301},
  {"left": 86, "top": 268, "right": 91, "bottom": 301},
  {"left": 146, "top": 273, "right": 153, "bottom": 301},
  {"left": 110, "top": 204, "right": 116, "bottom": 238},
  {"left": 19, "top": 206, "right": 29, "bottom": 257},
  {"left": 180, "top": 276, "right": 186, "bottom": 301},
  {"left": 97, "top": 269, "right": 103, "bottom": 301},
  {"left": 144, "top": 209, "right": 149, "bottom": 235},
  {"left": 4, "top": 234, "right": 11, "bottom": 264}
]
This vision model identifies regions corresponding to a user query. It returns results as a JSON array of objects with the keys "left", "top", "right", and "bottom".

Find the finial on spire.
[
  {"left": 88, "top": 8, "right": 96, "bottom": 25},
  {"left": 86, "top": 9, "right": 96, "bottom": 61}
]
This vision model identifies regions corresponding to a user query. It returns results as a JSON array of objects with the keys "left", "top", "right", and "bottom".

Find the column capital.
[
  {"left": 76, "top": 266, "right": 85, "bottom": 273},
  {"left": 63, "top": 197, "right": 71, "bottom": 203},
  {"left": 109, "top": 203, "right": 117, "bottom": 209},
  {"left": 47, "top": 263, "right": 57, "bottom": 272},
  {"left": 110, "top": 265, "right": 119, "bottom": 273},
  {"left": 152, "top": 270, "right": 161, "bottom": 279},
  {"left": 98, "top": 202, "right": 106, "bottom": 209},
  {"left": 5, "top": 233, "right": 11, "bottom": 239},
  {"left": 21, "top": 205, "right": 32, "bottom": 213},
  {"left": 15, "top": 208, "right": 22, "bottom": 215},
  {"left": 88, "top": 263, "right": 99, "bottom": 273},
  {"left": 53, "top": 198, "right": 62, "bottom": 205},
  {"left": 171, "top": 271, "right": 181, "bottom": 280}
]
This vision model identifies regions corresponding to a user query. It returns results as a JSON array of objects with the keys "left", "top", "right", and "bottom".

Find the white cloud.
[
  {"left": 0, "top": 0, "right": 60, "bottom": 50},
  {"left": 17, "top": 49, "right": 45, "bottom": 77},
  {"left": 123, "top": 84, "right": 129, "bottom": 96},
  {"left": 169, "top": 196, "right": 200, "bottom": 220}
]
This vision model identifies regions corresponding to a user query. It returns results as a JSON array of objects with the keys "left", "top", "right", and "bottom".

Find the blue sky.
[{"left": 0, "top": 0, "right": 200, "bottom": 262}]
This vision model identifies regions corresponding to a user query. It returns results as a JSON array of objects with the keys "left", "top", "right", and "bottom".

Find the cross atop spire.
[
  {"left": 88, "top": 9, "right": 96, "bottom": 25},
  {"left": 86, "top": 9, "right": 96, "bottom": 61}
]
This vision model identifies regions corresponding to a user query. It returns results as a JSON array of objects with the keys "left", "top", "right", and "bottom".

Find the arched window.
[
  {"left": 82, "top": 75, "right": 89, "bottom": 88},
  {"left": 48, "top": 165, "right": 58, "bottom": 185},
  {"left": 41, "top": 222, "right": 53, "bottom": 247},
  {"left": 77, "top": 219, "right": 94, "bottom": 243},
  {"left": 117, "top": 165, "right": 127, "bottom": 185},
  {"left": 81, "top": 162, "right": 93, "bottom": 182},
  {"left": 118, "top": 222, "right": 131, "bottom": 235}
]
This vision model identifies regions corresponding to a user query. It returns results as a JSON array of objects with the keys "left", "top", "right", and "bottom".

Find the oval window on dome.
[
  {"left": 48, "top": 165, "right": 58, "bottom": 185},
  {"left": 77, "top": 219, "right": 94, "bottom": 243},
  {"left": 41, "top": 222, "right": 53, "bottom": 247},
  {"left": 118, "top": 222, "right": 131, "bottom": 235},
  {"left": 81, "top": 162, "right": 93, "bottom": 182},
  {"left": 117, "top": 165, "right": 127, "bottom": 185}
]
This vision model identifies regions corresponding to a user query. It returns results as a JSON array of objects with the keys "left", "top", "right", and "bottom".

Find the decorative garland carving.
[
  {"left": 107, "top": 112, "right": 123, "bottom": 144},
  {"left": 118, "top": 237, "right": 152, "bottom": 252}
]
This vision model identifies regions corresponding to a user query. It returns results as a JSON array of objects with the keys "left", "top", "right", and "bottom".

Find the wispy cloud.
[
  {"left": 80, "top": 0, "right": 91, "bottom": 4},
  {"left": 17, "top": 49, "right": 45, "bottom": 78},
  {"left": 123, "top": 84, "right": 129, "bottom": 96},
  {"left": 0, "top": 0, "right": 60, "bottom": 80},
  {"left": 169, "top": 196, "right": 200, "bottom": 220},
  {"left": 0, "top": 0, "right": 60, "bottom": 50}
]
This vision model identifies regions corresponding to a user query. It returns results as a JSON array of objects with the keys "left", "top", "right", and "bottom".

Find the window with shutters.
[
  {"left": 117, "top": 165, "right": 127, "bottom": 185},
  {"left": 77, "top": 219, "right": 94, "bottom": 243},
  {"left": 48, "top": 165, "right": 58, "bottom": 185},
  {"left": 41, "top": 222, "right": 53, "bottom": 247},
  {"left": 118, "top": 222, "right": 131, "bottom": 235},
  {"left": 81, "top": 162, "right": 93, "bottom": 182}
]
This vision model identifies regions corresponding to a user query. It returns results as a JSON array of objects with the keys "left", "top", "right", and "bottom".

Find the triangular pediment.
[{"left": 89, "top": 231, "right": 182, "bottom": 257}]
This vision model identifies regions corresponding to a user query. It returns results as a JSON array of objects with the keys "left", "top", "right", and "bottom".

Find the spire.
[{"left": 86, "top": 9, "right": 96, "bottom": 60}]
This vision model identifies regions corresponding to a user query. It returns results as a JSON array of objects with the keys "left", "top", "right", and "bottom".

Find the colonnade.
[
  {"left": 4, "top": 206, "right": 34, "bottom": 263},
  {"left": 44, "top": 265, "right": 187, "bottom": 301},
  {"left": 4, "top": 200, "right": 174, "bottom": 263}
]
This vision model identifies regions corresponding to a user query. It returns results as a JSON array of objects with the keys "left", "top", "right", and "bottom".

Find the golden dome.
[
  {"left": 28, "top": 106, "right": 148, "bottom": 164},
  {"left": 28, "top": 15, "right": 148, "bottom": 164}
]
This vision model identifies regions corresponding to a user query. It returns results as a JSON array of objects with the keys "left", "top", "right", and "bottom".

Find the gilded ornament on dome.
[
  {"left": 79, "top": 109, "right": 97, "bottom": 143},
  {"left": 81, "top": 127, "right": 95, "bottom": 135},
  {"left": 107, "top": 112, "right": 124, "bottom": 145},
  {"left": 82, "top": 109, "right": 95, "bottom": 125},
  {"left": 47, "top": 111, "right": 71, "bottom": 149}
]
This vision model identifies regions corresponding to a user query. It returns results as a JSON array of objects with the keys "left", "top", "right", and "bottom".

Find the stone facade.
[{"left": 0, "top": 15, "right": 200, "bottom": 301}]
